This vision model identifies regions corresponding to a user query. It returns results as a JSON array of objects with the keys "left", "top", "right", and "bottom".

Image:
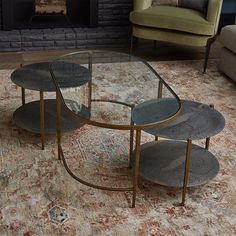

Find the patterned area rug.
[{"left": 0, "top": 59, "right": 235, "bottom": 235}]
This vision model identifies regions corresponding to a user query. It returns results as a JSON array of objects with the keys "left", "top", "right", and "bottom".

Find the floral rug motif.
[{"left": 0, "top": 59, "right": 236, "bottom": 236}]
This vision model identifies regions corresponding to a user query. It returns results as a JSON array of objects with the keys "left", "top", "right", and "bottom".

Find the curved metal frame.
[
  {"left": 50, "top": 50, "right": 181, "bottom": 130},
  {"left": 50, "top": 50, "right": 182, "bottom": 207}
]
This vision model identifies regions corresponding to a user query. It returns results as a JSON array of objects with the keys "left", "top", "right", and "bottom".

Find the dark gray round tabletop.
[
  {"left": 132, "top": 99, "right": 225, "bottom": 140},
  {"left": 136, "top": 140, "right": 220, "bottom": 187},
  {"left": 11, "top": 61, "right": 91, "bottom": 91},
  {"left": 13, "top": 99, "right": 84, "bottom": 134}
]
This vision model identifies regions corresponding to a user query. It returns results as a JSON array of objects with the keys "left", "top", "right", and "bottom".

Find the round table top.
[
  {"left": 137, "top": 140, "right": 220, "bottom": 187},
  {"left": 11, "top": 61, "right": 91, "bottom": 92},
  {"left": 137, "top": 99, "right": 225, "bottom": 140},
  {"left": 50, "top": 50, "right": 181, "bottom": 130}
]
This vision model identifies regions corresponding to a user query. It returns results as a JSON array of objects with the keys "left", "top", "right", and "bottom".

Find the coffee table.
[
  {"left": 132, "top": 99, "right": 225, "bottom": 205},
  {"left": 11, "top": 62, "right": 91, "bottom": 149},
  {"left": 49, "top": 50, "right": 181, "bottom": 207}
]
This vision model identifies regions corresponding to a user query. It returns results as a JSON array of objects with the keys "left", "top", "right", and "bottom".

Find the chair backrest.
[
  {"left": 207, "top": 0, "right": 223, "bottom": 34},
  {"left": 133, "top": 0, "right": 152, "bottom": 11}
]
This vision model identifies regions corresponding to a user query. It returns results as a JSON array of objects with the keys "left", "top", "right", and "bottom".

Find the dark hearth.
[{"left": 2, "top": 0, "right": 98, "bottom": 30}]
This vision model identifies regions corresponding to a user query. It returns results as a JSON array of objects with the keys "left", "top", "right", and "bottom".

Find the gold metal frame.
[
  {"left": 50, "top": 50, "right": 182, "bottom": 207},
  {"left": 182, "top": 139, "right": 192, "bottom": 205},
  {"left": 50, "top": 50, "right": 181, "bottom": 130},
  {"left": 21, "top": 88, "right": 25, "bottom": 105},
  {"left": 39, "top": 91, "right": 45, "bottom": 150}
]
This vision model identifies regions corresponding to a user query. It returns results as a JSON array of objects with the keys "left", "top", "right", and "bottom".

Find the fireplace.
[{"left": 2, "top": 0, "right": 98, "bottom": 30}]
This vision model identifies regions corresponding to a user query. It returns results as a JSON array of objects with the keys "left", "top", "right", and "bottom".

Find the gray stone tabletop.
[
  {"left": 133, "top": 99, "right": 225, "bottom": 140},
  {"left": 137, "top": 140, "right": 220, "bottom": 187},
  {"left": 11, "top": 61, "right": 91, "bottom": 91}
]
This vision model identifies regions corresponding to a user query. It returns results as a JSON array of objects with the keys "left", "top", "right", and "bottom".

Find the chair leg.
[
  {"left": 153, "top": 40, "right": 157, "bottom": 49},
  {"left": 130, "top": 25, "right": 138, "bottom": 54},
  {"left": 130, "top": 36, "right": 139, "bottom": 54},
  {"left": 203, "top": 35, "right": 217, "bottom": 73}
]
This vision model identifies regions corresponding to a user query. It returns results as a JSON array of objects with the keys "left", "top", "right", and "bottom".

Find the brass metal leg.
[
  {"left": 88, "top": 80, "right": 92, "bottom": 109},
  {"left": 21, "top": 87, "right": 25, "bottom": 105},
  {"left": 39, "top": 91, "right": 45, "bottom": 150},
  {"left": 205, "top": 104, "right": 214, "bottom": 150},
  {"left": 205, "top": 138, "right": 210, "bottom": 150},
  {"left": 181, "top": 139, "right": 192, "bottom": 206},
  {"left": 158, "top": 81, "right": 163, "bottom": 99},
  {"left": 88, "top": 54, "right": 92, "bottom": 109},
  {"left": 155, "top": 80, "right": 162, "bottom": 143},
  {"left": 129, "top": 128, "right": 134, "bottom": 168},
  {"left": 56, "top": 92, "right": 62, "bottom": 160},
  {"left": 132, "top": 129, "right": 141, "bottom": 208},
  {"left": 129, "top": 105, "right": 135, "bottom": 168}
]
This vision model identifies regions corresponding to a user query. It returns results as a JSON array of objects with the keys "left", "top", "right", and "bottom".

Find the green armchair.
[{"left": 130, "top": 0, "right": 223, "bottom": 72}]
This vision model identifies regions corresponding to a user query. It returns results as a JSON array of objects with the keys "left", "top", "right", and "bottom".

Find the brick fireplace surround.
[{"left": 0, "top": 0, "right": 132, "bottom": 52}]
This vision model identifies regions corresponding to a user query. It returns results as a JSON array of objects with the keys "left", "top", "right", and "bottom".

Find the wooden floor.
[{"left": 0, "top": 39, "right": 222, "bottom": 70}]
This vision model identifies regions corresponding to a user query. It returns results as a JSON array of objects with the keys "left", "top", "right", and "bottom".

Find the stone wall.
[
  {"left": 0, "top": 0, "right": 133, "bottom": 52},
  {"left": 98, "top": 0, "right": 132, "bottom": 26}
]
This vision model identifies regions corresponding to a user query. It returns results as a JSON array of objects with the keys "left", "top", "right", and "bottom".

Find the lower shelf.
[
  {"left": 137, "top": 140, "right": 219, "bottom": 187},
  {"left": 13, "top": 99, "right": 83, "bottom": 134}
]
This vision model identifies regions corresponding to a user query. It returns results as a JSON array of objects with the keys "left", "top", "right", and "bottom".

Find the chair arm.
[
  {"left": 207, "top": 0, "right": 223, "bottom": 34},
  {"left": 133, "top": 0, "right": 152, "bottom": 11}
]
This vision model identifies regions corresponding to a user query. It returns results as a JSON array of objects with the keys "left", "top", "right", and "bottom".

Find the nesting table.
[
  {"left": 11, "top": 62, "right": 91, "bottom": 149},
  {"left": 132, "top": 99, "right": 225, "bottom": 205},
  {"left": 10, "top": 51, "right": 225, "bottom": 207}
]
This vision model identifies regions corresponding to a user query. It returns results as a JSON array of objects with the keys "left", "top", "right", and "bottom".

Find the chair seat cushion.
[
  {"left": 130, "top": 6, "right": 214, "bottom": 36},
  {"left": 219, "top": 47, "right": 236, "bottom": 82}
]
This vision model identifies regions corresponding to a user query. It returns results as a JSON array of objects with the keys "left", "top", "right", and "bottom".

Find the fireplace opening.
[
  {"left": 2, "top": 0, "right": 98, "bottom": 30},
  {"left": 35, "top": 0, "right": 67, "bottom": 15},
  {"left": 30, "top": 0, "right": 70, "bottom": 27}
]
